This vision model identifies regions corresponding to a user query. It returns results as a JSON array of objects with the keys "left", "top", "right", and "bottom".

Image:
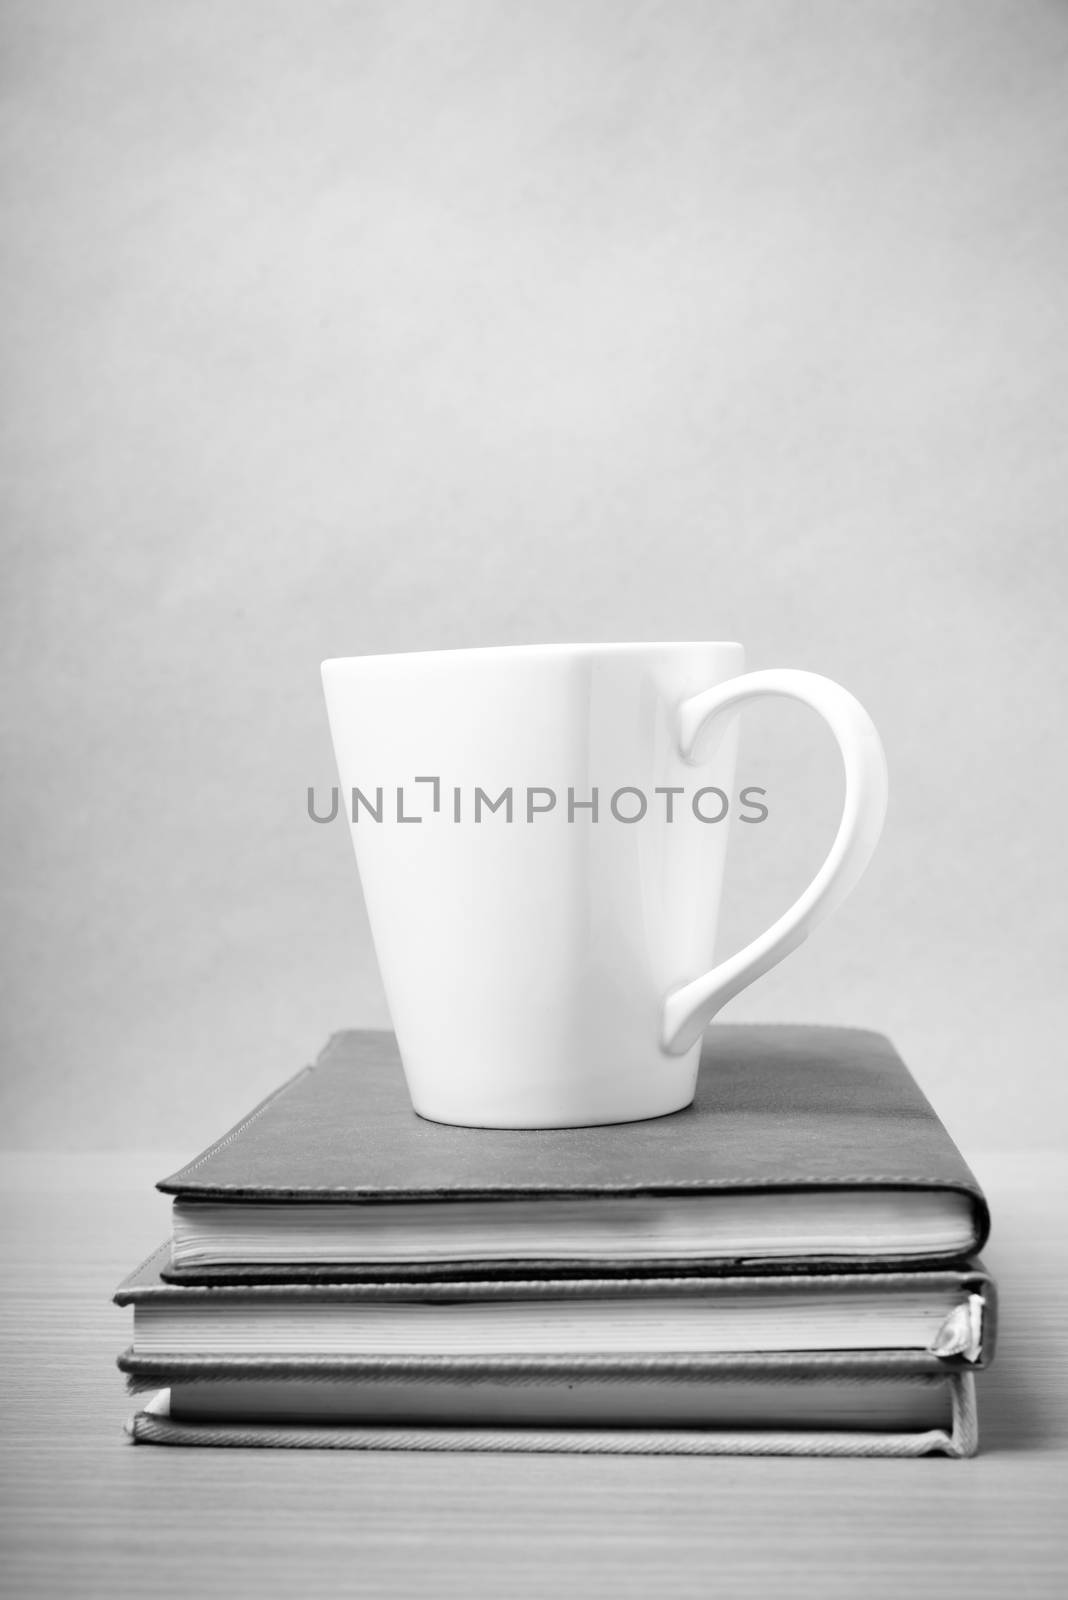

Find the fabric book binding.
[
  {"left": 115, "top": 1244, "right": 996, "bottom": 1368},
  {"left": 125, "top": 1375, "right": 979, "bottom": 1457}
]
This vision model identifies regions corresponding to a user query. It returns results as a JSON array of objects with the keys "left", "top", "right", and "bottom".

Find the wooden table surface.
[{"left": 1, "top": 1150, "right": 1066, "bottom": 1600}]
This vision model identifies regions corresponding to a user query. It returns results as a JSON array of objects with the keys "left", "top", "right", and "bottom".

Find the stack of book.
[{"left": 116, "top": 1025, "right": 996, "bottom": 1456}]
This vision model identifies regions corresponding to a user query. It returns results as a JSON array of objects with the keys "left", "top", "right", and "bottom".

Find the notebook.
[
  {"left": 158, "top": 1025, "right": 989, "bottom": 1279},
  {"left": 116, "top": 1246, "right": 995, "bottom": 1363},
  {"left": 125, "top": 1371, "right": 979, "bottom": 1457}
]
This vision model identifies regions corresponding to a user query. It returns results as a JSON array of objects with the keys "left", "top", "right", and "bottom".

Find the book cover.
[
  {"left": 115, "top": 1243, "right": 997, "bottom": 1373},
  {"left": 124, "top": 1373, "right": 979, "bottom": 1457},
  {"left": 158, "top": 1025, "right": 989, "bottom": 1279}
]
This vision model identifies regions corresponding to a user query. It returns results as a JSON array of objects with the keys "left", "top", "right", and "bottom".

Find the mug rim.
[{"left": 322, "top": 642, "right": 745, "bottom": 670}]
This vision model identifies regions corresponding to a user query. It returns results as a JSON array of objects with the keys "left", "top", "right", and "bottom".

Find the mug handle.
[{"left": 661, "top": 670, "right": 888, "bottom": 1055}]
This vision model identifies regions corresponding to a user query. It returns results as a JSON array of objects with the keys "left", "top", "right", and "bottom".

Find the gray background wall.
[{"left": 3, "top": 0, "right": 1066, "bottom": 1154}]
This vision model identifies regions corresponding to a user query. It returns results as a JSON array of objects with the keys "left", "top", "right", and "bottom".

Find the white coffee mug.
[{"left": 321, "top": 643, "right": 887, "bottom": 1128}]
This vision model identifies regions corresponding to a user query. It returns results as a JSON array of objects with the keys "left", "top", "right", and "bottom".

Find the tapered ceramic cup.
[{"left": 322, "top": 643, "right": 887, "bottom": 1128}]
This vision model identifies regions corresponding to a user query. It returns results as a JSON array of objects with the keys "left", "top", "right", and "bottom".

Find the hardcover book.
[
  {"left": 120, "top": 1023, "right": 995, "bottom": 1456},
  {"left": 125, "top": 1374, "right": 979, "bottom": 1457},
  {"left": 158, "top": 1025, "right": 989, "bottom": 1279},
  {"left": 115, "top": 1246, "right": 996, "bottom": 1367},
  {"left": 115, "top": 1246, "right": 993, "bottom": 1456}
]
